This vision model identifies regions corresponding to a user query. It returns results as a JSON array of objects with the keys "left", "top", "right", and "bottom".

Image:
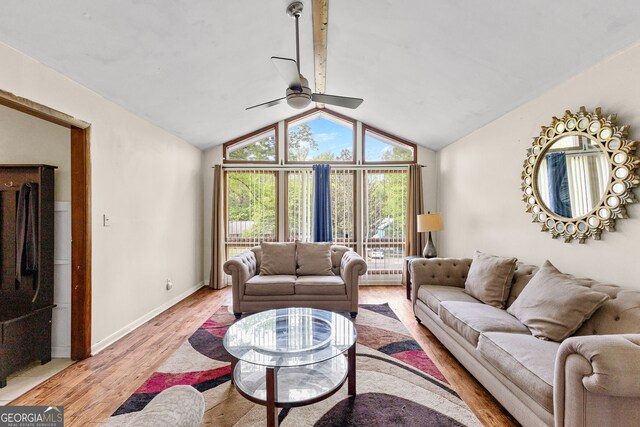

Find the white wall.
[
  {"left": 437, "top": 42, "right": 640, "bottom": 289},
  {"left": 419, "top": 146, "right": 438, "bottom": 213},
  {"left": 0, "top": 42, "right": 204, "bottom": 352},
  {"left": 201, "top": 127, "right": 438, "bottom": 281},
  {"left": 0, "top": 103, "right": 70, "bottom": 200}
]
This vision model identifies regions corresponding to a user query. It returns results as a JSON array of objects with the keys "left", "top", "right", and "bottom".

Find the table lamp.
[{"left": 417, "top": 212, "right": 444, "bottom": 258}]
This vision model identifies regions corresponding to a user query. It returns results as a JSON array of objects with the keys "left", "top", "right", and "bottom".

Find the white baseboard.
[{"left": 90, "top": 281, "right": 205, "bottom": 355}]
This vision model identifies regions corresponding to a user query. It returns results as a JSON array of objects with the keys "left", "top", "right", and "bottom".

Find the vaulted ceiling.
[{"left": 1, "top": 1, "right": 640, "bottom": 150}]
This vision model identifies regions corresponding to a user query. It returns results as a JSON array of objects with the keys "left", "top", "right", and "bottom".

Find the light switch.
[{"left": 103, "top": 214, "right": 111, "bottom": 227}]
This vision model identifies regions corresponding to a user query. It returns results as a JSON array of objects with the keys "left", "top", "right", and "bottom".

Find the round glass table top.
[{"left": 223, "top": 308, "right": 356, "bottom": 367}]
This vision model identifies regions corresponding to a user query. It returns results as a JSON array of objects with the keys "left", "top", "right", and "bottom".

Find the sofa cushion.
[
  {"left": 245, "top": 275, "right": 296, "bottom": 296},
  {"left": 417, "top": 285, "right": 481, "bottom": 315},
  {"left": 260, "top": 242, "right": 297, "bottom": 275},
  {"left": 439, "top": 301, "right": 530, "bottom": 347},
  {"left": 295, "top": 276, "right": 345, "bottom": 295},
  {"left": 464, "top": 251, "right": 517, "bottom": 309},
  {"left": 296, "top": 242, "right": 334, "bottom": 276},
  {"left": 505, "top": 263, "right": 539, "bottom": 308},
  {"left": 478, "top": 332, "right": 560, "bottom": 412},
  {"left": 507, "top": 260, "right": 609, "bottom": 341}
]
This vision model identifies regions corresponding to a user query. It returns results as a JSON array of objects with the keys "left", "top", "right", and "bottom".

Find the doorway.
[{"left": 0, "top": 89, "right": 92, "bottom": 360}]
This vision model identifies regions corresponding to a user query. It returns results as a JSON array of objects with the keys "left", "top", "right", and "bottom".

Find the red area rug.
[{"left": 104, "top": 303, "right": 479, "bottom": 426}]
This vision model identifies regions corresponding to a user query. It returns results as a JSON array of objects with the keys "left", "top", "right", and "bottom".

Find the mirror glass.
[{"left": 536, "top": 135, "right": 610, "bottom": 218}]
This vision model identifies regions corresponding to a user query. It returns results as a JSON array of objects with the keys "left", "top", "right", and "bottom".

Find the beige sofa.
[
  {"left": 411, "top": 258, "right": 640, "bottom": 427},
  {"left": 223, "top": 245, "right": 367, "bottom": 318}
]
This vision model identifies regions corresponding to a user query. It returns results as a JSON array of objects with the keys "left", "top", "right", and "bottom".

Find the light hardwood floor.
[{"left": 10, "top": 286, "right": 517, "bottom": 426}]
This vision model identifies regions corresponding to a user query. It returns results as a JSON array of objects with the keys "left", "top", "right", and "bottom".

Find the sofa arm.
[
  {"left": 340, "top": 251, "right": 367, "bottom": 307},
  {"left": 410, "top": 258, "right": 471, "bottom": 302},
  {"left": 125, "top": 385, "right": 204, "bottom": 427},
  {"left": 554, "top": 334, "right": 640, "bottom": 427},
  {"left": 556, "top": 334, "right": 640, "bottom": 397},
  {"left": 223, "top": 251, "right": 258, "bottom": 313}
]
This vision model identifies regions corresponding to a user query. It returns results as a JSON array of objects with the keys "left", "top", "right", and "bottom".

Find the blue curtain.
[
  {"left": 546, "top": 152, "right": 572, "bottom": 218},
  {"left": 313, "top": 164, "right": 333, "bottom": 242}
]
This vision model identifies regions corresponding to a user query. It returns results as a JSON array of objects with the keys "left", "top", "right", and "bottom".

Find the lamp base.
[{"left": 423, "top": 232, "right": 437, "bottom": 258}]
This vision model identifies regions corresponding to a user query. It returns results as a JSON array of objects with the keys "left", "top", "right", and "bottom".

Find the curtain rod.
[{"left": 217, "top": 164, "right": 425, "bottom": 170}]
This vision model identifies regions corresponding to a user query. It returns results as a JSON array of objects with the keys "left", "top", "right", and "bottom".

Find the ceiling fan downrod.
[{"left": 287, "top": 1, "right": 304, "bottom": 74}]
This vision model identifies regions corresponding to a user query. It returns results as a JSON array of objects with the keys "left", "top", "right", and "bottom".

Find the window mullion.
[{"left": 278, "top": 170, "right": 285, "bottom": 242}]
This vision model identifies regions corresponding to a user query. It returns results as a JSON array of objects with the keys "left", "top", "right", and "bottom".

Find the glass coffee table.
[{"left": 223, "top": 308, "right": 357, "bottom": 427}]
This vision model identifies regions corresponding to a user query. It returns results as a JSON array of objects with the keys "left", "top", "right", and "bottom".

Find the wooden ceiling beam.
[{"left": 312, "top": 0, "right": 328, "bottom": 109}]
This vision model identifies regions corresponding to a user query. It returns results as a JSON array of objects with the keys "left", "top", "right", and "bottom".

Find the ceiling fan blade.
[
  {"left": 271, "top": 56, "right": 302, "bottom": 91},
  {"left": 312, "top": 93, "right": 363, "bottom": 109},
  {"left": 245, "top": 97, "right": 286, "bottom": 111}
]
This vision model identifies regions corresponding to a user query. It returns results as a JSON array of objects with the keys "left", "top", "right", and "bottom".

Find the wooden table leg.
[
  {"left": 266, "top": 367, "right": 278, "bottom": 427},
  {"left": 348, "top": 345, "right": 356, "bottom": 396}
]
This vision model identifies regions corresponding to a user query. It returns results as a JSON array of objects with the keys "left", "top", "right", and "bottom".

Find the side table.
[{"left": 404, "top": 256, "right": 424, "bottom": 300}]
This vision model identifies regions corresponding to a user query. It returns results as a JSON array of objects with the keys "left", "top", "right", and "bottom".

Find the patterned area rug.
[{"left": 104, "top": 304, "right": 480, "bottom": 426}]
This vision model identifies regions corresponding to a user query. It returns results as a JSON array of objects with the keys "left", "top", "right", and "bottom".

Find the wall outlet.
[{"left": 166, "top": 279, "right": 173, "bottom": 290}]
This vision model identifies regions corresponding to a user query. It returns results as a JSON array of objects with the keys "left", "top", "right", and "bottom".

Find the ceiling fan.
[{"left": 246, "top": 1, "right": 363, "bottom": 111}]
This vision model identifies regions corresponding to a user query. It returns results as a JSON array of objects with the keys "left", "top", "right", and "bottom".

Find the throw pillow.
[
  {"left": 464, "top": 251, "right": 517, "bottom": 308},
  {"left": 296, "top": 242, "right": 334, "bottom": 276},
  {"left": 260, "top": 242, "right": 297, "bottom": 275},
  {"left": 507, "top": 260, "right": 609, "bottom": 341}
]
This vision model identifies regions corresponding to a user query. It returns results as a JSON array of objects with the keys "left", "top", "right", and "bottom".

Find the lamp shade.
[{"left": 417, "top": 213, "right": 443, "bottom": 232}]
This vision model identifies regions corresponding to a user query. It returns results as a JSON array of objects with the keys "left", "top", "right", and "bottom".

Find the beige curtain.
[
  {"left": 406, "top": 164, "right": 426, "bottom": 257},
  {"left": 209, "top": 165, "right": 226, "bottom": 289}
]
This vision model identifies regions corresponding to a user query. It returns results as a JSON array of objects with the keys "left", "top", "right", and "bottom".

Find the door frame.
[{"left": 0, "top": 89, "right": 92, "bottom": 360}]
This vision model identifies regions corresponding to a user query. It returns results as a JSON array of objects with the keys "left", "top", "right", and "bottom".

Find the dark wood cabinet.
[{"left": 0, "top": 165, "right": 56, "bottom": 387}]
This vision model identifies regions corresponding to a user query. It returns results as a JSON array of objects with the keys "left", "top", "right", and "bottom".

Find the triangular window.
[
  {"left": 364, "top": 126, "right": 416, "bottom": 163},
  {"left": 286, "top": 110, "right": 355, "bottom": 163},
  {"left": 224, "top": 126, "right": 277, "bottom": 163}
]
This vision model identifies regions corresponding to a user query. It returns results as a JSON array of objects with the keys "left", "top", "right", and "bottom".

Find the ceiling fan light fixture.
[
  {"left": 286, "top": 75, "right": 311, "bottom": 109},
  {"left": 287, "top": 91, "right": 312, "bottom": 109}
]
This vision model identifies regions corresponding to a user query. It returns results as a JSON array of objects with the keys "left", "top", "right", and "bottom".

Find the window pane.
[
  {"left": 226, "top": 245, "right": 255, "bottom": 259},
  {"left": 287, "top": 171, "right": 313, "bottom": 242},
  {"left": 286, "top": 170, "right": 355, "bottom": 244},
  {"left": 226, "top": 129, "right": 276, "bottom": 162},
  {"left": 287, "top": 112, "right": 354, "bottom": 162},
  {"left": 226, "top": 171, "right": 277, "bottom": 243},
  {"left": 330, "top": 171, "right": 355, "bottom": 243},
  {"left": 365, "top": 171, "right": 407, "bottom": 274},
  {"left": 364, "top": 129, "right": 414, "bottom": 163}
]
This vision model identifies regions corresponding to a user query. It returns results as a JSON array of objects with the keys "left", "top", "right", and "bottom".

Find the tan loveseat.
[
  {"left": 411, "top": 258, "right": 640, "bottom": 427},
  {"left": 224, "top": 245, "right": 367, "bottom": 319}
]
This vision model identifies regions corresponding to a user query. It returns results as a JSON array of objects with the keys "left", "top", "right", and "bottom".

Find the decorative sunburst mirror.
[{"left": 522, "top": 107, "right": 639, "bottom": 243}]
